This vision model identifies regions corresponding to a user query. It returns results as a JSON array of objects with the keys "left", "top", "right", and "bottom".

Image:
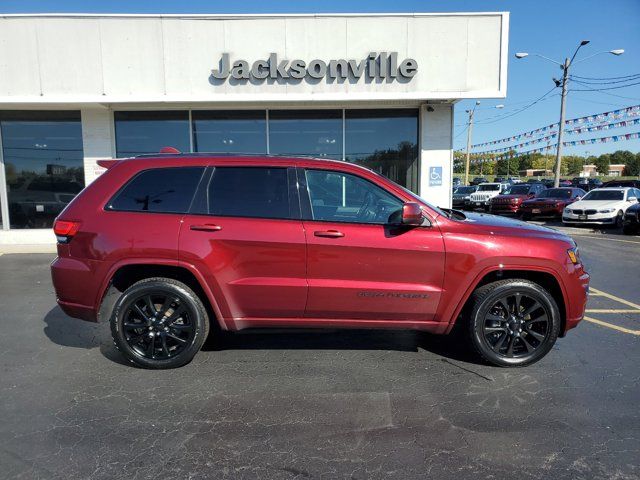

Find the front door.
[
  {"left": 179, "top": 166, "right": 307, "bottom": 321},
  {"left": 300, "top": 168, "right": 445, "bottom": 322}
]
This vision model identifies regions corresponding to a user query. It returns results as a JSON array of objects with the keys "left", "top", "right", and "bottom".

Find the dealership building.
[{"left": 0, "top": 12, "right": 508, "bottom": 248}]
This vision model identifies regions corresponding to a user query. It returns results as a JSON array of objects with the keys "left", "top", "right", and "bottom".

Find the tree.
[
  {"left": 623, "top": 153, "right": 640, "bottom": 176},
  {"left": 495, "top": 155, "right": 520, "bottom": 176},
  {"left": 594, "top": 154, "right": 611, "bottom": 176},
  {"left": 563, "top": 156, "right": 584, "bottom": 175},
  {"left": 610, "top": 150, "right": 635, "bottom": 167}
]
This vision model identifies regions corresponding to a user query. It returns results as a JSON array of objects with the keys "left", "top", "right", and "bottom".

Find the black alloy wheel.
[
  {"left": 111, "top": 278, "right": 209, "bottom": 369},
  {"left": 468, "top": 279, "right": 560, "bottom": 367},
  {"left": 122, "top": 292, "right": 195, "bottom": 360},
  {"left": 481, "top": 293, "right": 550, "bottom": 359}
]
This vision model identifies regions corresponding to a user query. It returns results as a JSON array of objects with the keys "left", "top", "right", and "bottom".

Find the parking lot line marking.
[
  {"left": 583, "top": 316, "right": 640, "bottom": 336},
  {"left": 585, "top": 309, "right": 640, "bottom": 314},
  {"left": 589, "top": 287, "right": 640, "bottom": 310},
  {"left": 573, "top": 235, "right": 640, "bottom": 245}
]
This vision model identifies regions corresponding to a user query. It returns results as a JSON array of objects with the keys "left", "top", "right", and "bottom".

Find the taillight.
[{"left": 53, "top": 220, "right": 81, "bottom": 243}]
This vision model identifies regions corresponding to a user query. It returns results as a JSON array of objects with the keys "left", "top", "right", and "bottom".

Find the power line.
[
  {"left": 571, "top": 79, "right": 640, "bottom": 92},
  {"left": 569, "top": 75, "right": 640, "bottom": 85},
  {"left": 570, "top": 72, "right": 640, "bottom": 81},
  {"left": 473, "top": 87, "right": 559, "bottom": 126}
]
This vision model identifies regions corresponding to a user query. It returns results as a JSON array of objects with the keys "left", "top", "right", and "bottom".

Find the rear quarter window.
[{"left": 107, "top": 167, "right": 205, "bottom": 213}]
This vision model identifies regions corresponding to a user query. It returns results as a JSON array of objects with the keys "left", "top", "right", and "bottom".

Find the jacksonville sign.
[{"left": 211, "top": 52, "right": 418, "bottom": 82}]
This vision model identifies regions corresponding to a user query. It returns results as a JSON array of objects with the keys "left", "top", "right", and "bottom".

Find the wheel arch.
[
  {"left": 446, "top": 267, "right": 568, "bottom": 336},
  {"left": 97, "top": 260, "right": 227, "bottom": 330}
]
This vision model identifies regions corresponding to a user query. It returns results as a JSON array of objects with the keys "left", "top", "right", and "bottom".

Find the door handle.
[
  {"left": 314, "top": 229, "right": 344, "bottom": 238},
  {"left": 190, "top": 224, "right": 222, "bottom": 232}
]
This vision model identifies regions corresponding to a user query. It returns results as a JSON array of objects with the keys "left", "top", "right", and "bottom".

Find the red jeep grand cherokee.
[{"left": 51, "top": 154, "right": 589, "bottom": 369}]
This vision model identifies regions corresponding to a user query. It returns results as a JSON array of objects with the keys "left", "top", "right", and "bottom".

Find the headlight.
[
  {"left": 564, "top": 208, "right": 572, "bottom": 214},
  {"left": 464, "top": 196, "right": 470, "bottom": 200},
  {"left": 598, "top": 208, "right": 615, "bottom": 213}
]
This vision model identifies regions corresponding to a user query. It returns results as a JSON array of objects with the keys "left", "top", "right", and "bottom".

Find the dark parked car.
[
  {"left": 50, "top": 153, "right": 589, "bottom": 369},
  {"left": 470, "top": 176, "right": 488, "bottom": 186},
  {"left": 623, "top": 202, "right": 640, "bottom": 235},
  {"left": 452, "top": 185, "right": 478, "bottom": 209},
  {"left": 571, "top": 177, "right": 602, "bottom": 192},
  {"left": 520, "top": 188, "right": 586, "bottom": 220},
  {"left": 488, "top": 183, "right": 546, "bottom": 215},
  {"left": 603, "top": 179, "right": 640, "bottom": 189}
]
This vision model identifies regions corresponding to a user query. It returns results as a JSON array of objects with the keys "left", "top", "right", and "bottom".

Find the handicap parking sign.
[{"left": 429, "top": 166, "right": 442, "bottom": 186}]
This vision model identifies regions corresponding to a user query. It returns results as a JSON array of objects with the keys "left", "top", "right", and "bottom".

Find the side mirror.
[
  {"left": 575, "top": 196, "right": 582, "bottom": 201},
  {"left": 628, "top": 196, "right": 638, "bottom": 202},
  {"left": 401, "top": 202, "right": 424, "bottom": 226}
]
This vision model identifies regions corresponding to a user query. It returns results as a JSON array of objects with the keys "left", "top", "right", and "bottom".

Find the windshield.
[
  {"left": 538, "top": 189, "right": 572, "bottom": 199},
  {"left": 478, "top": 184, "right": 500, "bottom": 192},
  {"left": 582, "top": 190, "right": 624, "bottom": 201},
  {"left": 503, "top": 185, "right": 531, "bottom": 195},
  {"left": 455, "top": 186, "right": 476, "bottom": 194}
]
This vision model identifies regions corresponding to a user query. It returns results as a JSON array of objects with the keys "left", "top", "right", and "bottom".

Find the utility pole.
[
  {"left": 553, "top": 58, "right": 570, "bottom": 188},
  {"left": 515, "top": 42, "right": 624, "bottom": 188},
  {"left": 464, "top": 103, "right": 478, "bottom": 186}
]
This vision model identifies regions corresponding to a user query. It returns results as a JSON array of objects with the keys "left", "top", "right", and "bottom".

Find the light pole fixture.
[{"left": 515, "top": 41, "right": 624, "bottom": 187}]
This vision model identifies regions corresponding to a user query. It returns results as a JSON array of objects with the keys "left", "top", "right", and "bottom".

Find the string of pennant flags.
[
  {"left": 488, "top": 131, "right": 640, "bottom": 161},
  {"left": 469, "top": 104, "right": 640, "bottom": 150},
  {"left": 469, "top": 117, "right": 640, "bottom": 155}
]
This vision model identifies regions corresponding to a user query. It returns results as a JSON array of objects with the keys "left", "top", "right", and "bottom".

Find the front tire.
[
  {"left": 466, "top": 279, "right": 561, "bottom": 367},
  {"left": 110, "top": 277, "right": 210, "bottom": 369}
]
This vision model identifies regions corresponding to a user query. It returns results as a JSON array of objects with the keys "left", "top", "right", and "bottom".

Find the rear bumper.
[
  {"left": 57, "top": 299, "right": 98, "bottom": 322},
  {"left": 51, "top": 256, "right": 100, "bottom": 322}
]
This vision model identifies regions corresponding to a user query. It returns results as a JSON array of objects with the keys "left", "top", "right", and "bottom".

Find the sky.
[{"left": 1, "top": 0, "right": 639, "bottom": 157}]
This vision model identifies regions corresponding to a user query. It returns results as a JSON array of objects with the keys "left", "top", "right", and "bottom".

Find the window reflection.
[
  {"left": 193, "top": 110, "right": 266, "bottom": 154},
  {"left": 115, "top": 111, "right": 190, "bottom": 157},
  {"left": 269, "top": 110, "right": 342, "bottom": 159},
  {"left": 0, "top": 111, "right": 84, "bottom": 229},
  {"left": 345, "top": 109, "right": 419, "bottom": 192}
]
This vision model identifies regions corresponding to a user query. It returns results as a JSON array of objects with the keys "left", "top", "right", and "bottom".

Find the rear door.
[
  {"left": 179, "top": 166, "right": 307, "bottom": 321},
  {"left": 299, "top": 167, "right": 445, "bottom": 322}
]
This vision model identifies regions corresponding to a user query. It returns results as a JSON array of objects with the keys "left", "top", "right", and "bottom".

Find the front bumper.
[
  {"left": 521, "top": 205, "right": 563, "bottom": 217},
  {"left": 489, "top": 203, "right": 520, "bottom": 214},
  {"left": 562, "top": 211, "right": 618, "bottom": 224}
]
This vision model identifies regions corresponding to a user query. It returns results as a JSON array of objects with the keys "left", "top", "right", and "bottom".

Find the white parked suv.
[
  {"left": 468, "top": 183, "right": 509, "bottom": 211},
  {"left": 562, "top": 187, "right": 640, "bottom": 228}
]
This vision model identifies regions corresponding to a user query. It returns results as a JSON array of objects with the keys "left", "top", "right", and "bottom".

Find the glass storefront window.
[
  {"left": 269, "top": 110, "right": 342, "bottom": 160},
  {"left": 192, "top": 110, "right": 267, "bottom": 154},
  {"left": 114, "top": 111, "right": 190, "bottom": 157},
  {"left": 0, "top": 111, "right": 84, "bottom": 229},
  {"left": 345, "top": 109, "right": 419, "bottom": 192}
]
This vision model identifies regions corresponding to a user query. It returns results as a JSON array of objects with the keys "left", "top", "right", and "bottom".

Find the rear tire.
[
  {"left": 521, "top": 212, "right": 531, "bottom": 221},
  {"left": 465, "top": 279, "right": 561, "bottom": 367},
  {"left": 110, "top": 277, "right": 209, "bottom": 369}
]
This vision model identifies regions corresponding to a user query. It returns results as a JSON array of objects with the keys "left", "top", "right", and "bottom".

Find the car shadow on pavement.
[
  {"left": 43, "top": 306, "right": 481, "bottom": 366},
  {"left": 203, "top": 328, "right": 480, "bottom": 364},
  {"left": 42, "top": 306, "right": 130, "bottom": 366}
]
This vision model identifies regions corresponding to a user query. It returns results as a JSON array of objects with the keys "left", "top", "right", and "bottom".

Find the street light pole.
[{"left": 554, "top": 57, "right": 570, "bottom": 188}]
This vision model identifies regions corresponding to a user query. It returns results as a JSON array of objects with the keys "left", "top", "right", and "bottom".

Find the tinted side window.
[
  {"left": 207, "top": 167, "right": 291, "bottom": 219},
  {"left": 108, "top": 167, "right": 204, "bottom": 213},
  {"left": 304, "top": 169, "right": 402, "bottom": 224}
]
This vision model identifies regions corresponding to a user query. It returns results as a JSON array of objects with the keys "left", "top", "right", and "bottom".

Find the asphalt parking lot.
[{"left": 0, "top": 225, "right": 638, "bottom": 479}]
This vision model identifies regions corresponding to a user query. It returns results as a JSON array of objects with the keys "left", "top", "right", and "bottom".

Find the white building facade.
[{"left": 0, "top": 13, "right": 508, "bottom": 246}]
